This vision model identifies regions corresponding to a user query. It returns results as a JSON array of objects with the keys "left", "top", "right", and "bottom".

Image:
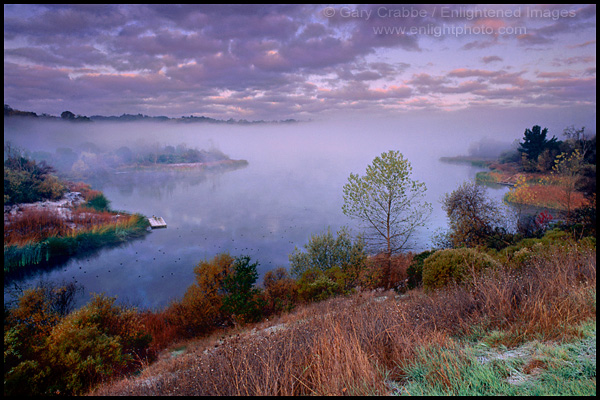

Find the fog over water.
[{"left": 4, "top": 115, "right": 518, "bottom": 309}]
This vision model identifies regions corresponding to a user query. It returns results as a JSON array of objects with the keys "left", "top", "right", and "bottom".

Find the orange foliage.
[
  {"left": 4, "top": 208, "right": 71, "bottom": 246},
  {"left": 66, "top": 181, "right": 100, "bottom": 201},
  {"left": 262, "top": 267, "right": 299, "bottom": 314},
  {"left": 514, "top": 183, "right": 589, "bottom": 210},
  {"left": 166, "top": 254, "right": 235, "bottom": 336},
  {"left": 4, "top": 207, "right": 136, "bottom": 246},
  {"left": 138, "top": 310, "right": 181, "bottom": 354},
  {"left": 360, "top": 253, "right": 413, "bottom": 290}
]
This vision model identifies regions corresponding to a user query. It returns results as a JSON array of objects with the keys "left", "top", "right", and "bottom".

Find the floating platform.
[{"left": 148, "top": 216, "right": 167, "bottom": 229}]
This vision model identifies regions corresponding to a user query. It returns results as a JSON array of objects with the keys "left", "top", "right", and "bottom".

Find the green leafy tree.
[
  {"left": 221, "top": 255, "right": 263, "bottom": 324},
  {"left": 342, "top": 150, "right": 432, "bottom": 258},
  {"left": 289, "top": 226, "right": 367, "bottom": 290}
]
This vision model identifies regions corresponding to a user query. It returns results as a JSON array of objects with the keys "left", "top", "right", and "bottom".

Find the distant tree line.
[{"left": 4, "top": 104, "right": 299, "bottom": 124}]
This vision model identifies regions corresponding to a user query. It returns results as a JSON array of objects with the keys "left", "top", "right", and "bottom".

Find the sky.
[{"left": 3, "top": 4, "right": 597, "bottom": 125}]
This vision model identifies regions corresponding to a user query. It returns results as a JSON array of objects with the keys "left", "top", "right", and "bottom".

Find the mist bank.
[{"left": 4, "top": 117, "right": 252, "bottom": 181}]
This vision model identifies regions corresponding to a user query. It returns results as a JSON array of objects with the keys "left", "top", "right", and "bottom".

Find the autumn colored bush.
[
  {"left": 43, "top": 294, "right": 152, "bottom": 395},
  {"left": 360, "top": 252, "right": 414, "bottom": 291},
  {"left": 261, "top": 267, "right": 299, "bottom": 315},
  {"left": 4, "top": 282, "right": 78, "bottom": 395},
  {"left": 167, "top": 253, "right": 235, "bottom": 336},
  {"left": 138, "top": 310, "right": 182, "bottom": 354}
]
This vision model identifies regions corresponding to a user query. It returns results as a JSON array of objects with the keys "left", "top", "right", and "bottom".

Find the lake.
[{"left": 4, "top": 117, "right": 510, "bottom": 310}]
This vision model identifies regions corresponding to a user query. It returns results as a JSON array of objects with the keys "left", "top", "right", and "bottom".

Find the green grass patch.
[{"left": 396, "top": 319, "right": 596, "bottom": 396}]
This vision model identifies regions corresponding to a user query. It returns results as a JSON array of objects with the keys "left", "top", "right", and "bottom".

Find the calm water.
[{"left": 4, "top": 118, "right": 509, "bottom": 309}]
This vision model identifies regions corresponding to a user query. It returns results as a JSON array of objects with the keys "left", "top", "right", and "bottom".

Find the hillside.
[{"left": 92, "top": 240, "right": 596, "bottom": 396}]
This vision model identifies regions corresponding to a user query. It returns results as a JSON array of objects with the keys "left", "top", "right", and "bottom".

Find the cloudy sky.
[{"left": 3, "top": 4, "right": 596, "bottom": 123}]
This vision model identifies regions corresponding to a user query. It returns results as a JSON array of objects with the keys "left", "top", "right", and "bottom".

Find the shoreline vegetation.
[
  {"left": 4, "top": 190, "right": 150, "bottom": 273},
  {"left": 440, "top": 155, "right": 592, "bottom": 213},
  {"left": 4, "top": 143, "right": 248, "bottom": 272},
  {"left": 118, "top": 158, "right": 249, "bottom": 173}
]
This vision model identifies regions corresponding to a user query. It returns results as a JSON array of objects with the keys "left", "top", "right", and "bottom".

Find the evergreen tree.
[{"left": 518, "top": 125, "right": 560, "bottom": 163}]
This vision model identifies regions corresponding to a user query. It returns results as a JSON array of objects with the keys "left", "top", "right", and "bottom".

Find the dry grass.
[
  {"left": 4, "top": 207, "right": 136, "bottom": 247},
  {"left": 4, "top": 208, "right": 71, "bottom": 245},
  {"left": 91, "top": 242, "right": 595, "bottom": 396},
  {"left": 512, "top": 183, "right": 589, "bottom": 211}
]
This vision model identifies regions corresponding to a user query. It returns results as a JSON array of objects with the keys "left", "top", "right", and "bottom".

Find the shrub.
[
  {"left": 406, "top": 250, "right": 434, "bottom": 289},
  {"left": 289, "top": 227, "right": 367, "bottom": 302},
  {"left": 289, "top": 226, "right": 367, "bottom": 289},
  {"left": 138, "top": 310, "right": 181, "bottom": 354},
  {"left": 262, "top": 267, "right": 298, "bottom": 315},
  {"left": 168, "top": 253, "right": 234, "bottom": 336},
  {"left": 84, "top": 193, "right": 111, "bottom": 211},
  {"left": 4, "top": 286, "right": 69, "bottom": 395},
  {"left": 297, "top": 268, "right": 344, "bottom": 302},
  {"left": 491, "top": 228, "right": 576, "bottom": 268},
  {"left": 4, "top": 288, "right": 149, "bottom": 396},
  {"left": 44, "top": 294, "right": 152, "bottom": 395},
  {"left": 360, "top": 252, "right": 414, "bottom": 291},
  {"left": 422, "top": 248, "right": 500, "bottom": 290},
  {"left": 4, "top": 151, "right": 67, "bottom": 205}
]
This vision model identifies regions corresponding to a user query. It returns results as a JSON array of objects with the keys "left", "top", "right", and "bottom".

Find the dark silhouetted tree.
[
  {"left": 518, "top": 125, "right": 561, "bottom": 171},
  {"left": 61, "top": 111, "right": 75, "bottom": 120}
]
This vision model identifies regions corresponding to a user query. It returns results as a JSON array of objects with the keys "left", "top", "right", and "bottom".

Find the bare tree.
[{"left": 442, "top": 181, "right": 507, "bottom": 248}]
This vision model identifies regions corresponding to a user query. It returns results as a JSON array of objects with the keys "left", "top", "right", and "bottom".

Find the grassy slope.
[{"left": 91, "top": 241, "right": 596, "bottom": 396}]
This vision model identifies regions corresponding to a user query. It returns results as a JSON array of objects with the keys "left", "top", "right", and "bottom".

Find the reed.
[{"left": 4, "top": 213, "right": 149, "bottom": 272}]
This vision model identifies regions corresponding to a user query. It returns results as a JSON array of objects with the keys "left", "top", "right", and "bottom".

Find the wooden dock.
[{"left": 148, "top": 216, "right": 167, "bottom": 229}]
